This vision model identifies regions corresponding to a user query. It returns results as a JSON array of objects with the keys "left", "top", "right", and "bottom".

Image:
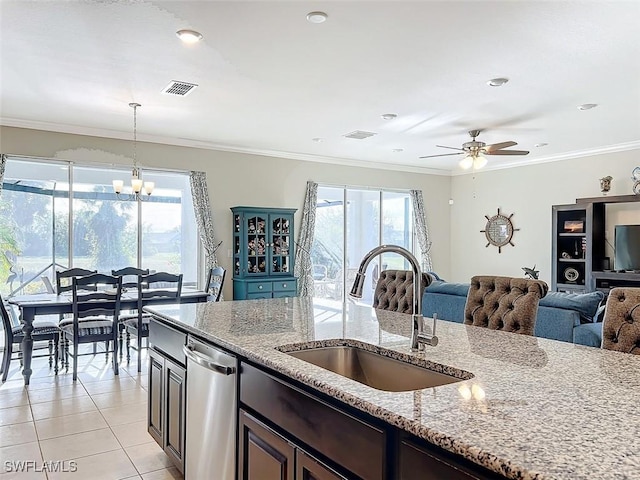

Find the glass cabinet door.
[
  {"left": 246, "top": 214, "right": 268, "bottom": 275},
  {"left": 270, "top": 214, "right": 291, "bottom": 275}
]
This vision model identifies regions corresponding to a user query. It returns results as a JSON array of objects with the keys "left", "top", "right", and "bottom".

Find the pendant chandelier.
[{"left": 113, "top": 102, "right": 154, "bottom": 198}]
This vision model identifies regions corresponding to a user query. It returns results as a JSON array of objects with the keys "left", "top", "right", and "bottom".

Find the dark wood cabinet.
[
  {"left": 239, "top": 409, "right": 346, "bottom": 480},
  {"left": 399, "top": 439, "right": 500, "bottom": 480},
  {"left": 297, "top": 450, "right": 346, "bottom": 480},
  {"left": 239, "top": 409, "right": 295, "bottom": 480},
  {"left": 147, "top": 321, "right": 187, "bottom": 473}
]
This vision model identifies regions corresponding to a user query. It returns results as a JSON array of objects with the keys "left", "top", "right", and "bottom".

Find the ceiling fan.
[{"left": 419, "top": 130, "right": 529, "bottom": 170}]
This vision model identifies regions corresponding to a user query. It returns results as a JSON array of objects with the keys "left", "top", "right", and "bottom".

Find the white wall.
[
  {"left": 0, "top": 126, "right": 452, "bottom": 298},
  {"left": 449, "top": 149, "right": 640, "bottom": 285}
]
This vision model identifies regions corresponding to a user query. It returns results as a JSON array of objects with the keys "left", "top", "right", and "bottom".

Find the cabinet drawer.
[
  {"left": 247, "top": 293, "right": 272, "bottom": 300},
  {"left": 273, "top": 279, "right": 296, "bottom": 292},
  {"left": 241, "top": 363, "right": 385, "bottom": 480},
  {"left": 247, "top": 282, "right": 273, "bottom": 294},
  {"left": 149, "top": 319, "right": 187, "bottom": 366},
  {"left": 272, "top": 291, "right": 296, "bottom": 299}
]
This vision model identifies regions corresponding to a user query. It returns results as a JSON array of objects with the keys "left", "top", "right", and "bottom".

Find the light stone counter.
[{"left": 145, "top": 297, "right": 640, "bottom": 480}]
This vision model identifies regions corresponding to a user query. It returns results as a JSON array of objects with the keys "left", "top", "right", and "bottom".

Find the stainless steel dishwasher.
[{"left": 183, "top": 336, "right": 237, "bottom": 480}]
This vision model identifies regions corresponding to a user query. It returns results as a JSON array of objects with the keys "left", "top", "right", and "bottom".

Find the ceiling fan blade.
[
  {"left": 485, "top": 141, "right": 517, "bottom": 152},
  {"left": 485, "top": 149, "right": 529, "bottom": 156},
  {"left": 435, "top": 145, "right": 465, "bottom": 151},
  {"left": 419, "top": 152, "right": 464, "bottom": 159}
]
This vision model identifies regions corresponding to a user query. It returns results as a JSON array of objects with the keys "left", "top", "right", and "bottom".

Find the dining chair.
[
  {"left": 373, "top": 270, "right": 433, "bottom": 314},
  {"left": 463, "top": 275, "right": 548, "bottom": 336},
  {"left": 112, "top": 267, "right": 150, "bottom": 360},
  {"left": 123, "top": 272, "right": 183, "bottom": 372},
  {"left": 58, "top": 273, "right": 123, "bottom": 380},
  {"left": 601, "top": 287, "right": 640, "bottom": 355},
  {"left": 1, "top": 295, "right": 60, "bottom": 382},
  {"left": 55, "top": 267, "right": 99, "bottom": 356},
  {"left": 205, "top": 266, "right": 226, "bottom": 302}
]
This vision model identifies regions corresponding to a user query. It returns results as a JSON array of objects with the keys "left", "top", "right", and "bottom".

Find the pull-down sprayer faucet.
[{"left": 349, "top": 245, "right": 438, "bottom": 351}]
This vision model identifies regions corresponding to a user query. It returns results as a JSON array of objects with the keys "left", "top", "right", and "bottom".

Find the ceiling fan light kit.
[{"left": 420, "top": 129, "right": 529, "bottom": 169}]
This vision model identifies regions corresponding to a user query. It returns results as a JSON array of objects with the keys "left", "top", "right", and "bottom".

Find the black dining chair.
[
  {"left": 112, "top": 267, "right": 150, "bottom": 360},
  {"left": 59, "top": 273, "right": 123, "bottom": 381},
  {"left": 205, "top": 266, "right": 226, "bottom": 302},
  {"left": 1, "top": 295, "right": 60, "bottom": 382},
  {"left": 123, "top": 272, "right": 183, "bottom": 372}
]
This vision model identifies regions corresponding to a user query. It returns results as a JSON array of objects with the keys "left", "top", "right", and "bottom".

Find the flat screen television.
[{"left": 614, "top": 224, "right": 640, "bottom": 271}]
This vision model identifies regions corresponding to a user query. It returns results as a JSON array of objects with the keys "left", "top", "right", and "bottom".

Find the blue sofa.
[{"left": 422, "top": 281, "right": 605, "bottom": 347}]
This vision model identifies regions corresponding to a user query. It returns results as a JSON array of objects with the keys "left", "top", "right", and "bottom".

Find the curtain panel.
[
  {"left": 410, "top": 189, "right": 433, "bottom": 272},
  {"left": 189, "top": 171, "right": 221, "bottom": 292},
  {"left": 0, "top": 154, "right": 6, "bottom": 196},
  {"left": 294, "top": 181, "right": 318, "bottom": 297}
]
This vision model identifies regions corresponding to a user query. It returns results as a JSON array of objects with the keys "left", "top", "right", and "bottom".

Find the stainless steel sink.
[{"left": 283, "top": 345, "right": 468, "bottom": 392}]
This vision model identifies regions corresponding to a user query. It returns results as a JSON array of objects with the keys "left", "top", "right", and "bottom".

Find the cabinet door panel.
[
  {"left": 297, "top": 450, "right": 345, "bottom": 480},
  {"left": 400, "top": 439, "right": 497, "bottom": 480},
  {"left": 164, "top": 358, "right": 186, "bottom": 473},
  {"left": 147, "top": 349, "right": 164, "bottom": 447},
  {"left": 239, "top": 410, "right": 295, "bottom": 480}
]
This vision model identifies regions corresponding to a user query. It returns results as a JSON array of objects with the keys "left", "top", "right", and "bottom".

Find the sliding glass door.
[{"left": 312, "top": 185, "right": 413, "bottom": 304}]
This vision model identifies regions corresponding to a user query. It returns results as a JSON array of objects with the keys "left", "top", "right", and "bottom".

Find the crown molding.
[{"left": 0, "top": 118, "right": 450, "bottom": 176}]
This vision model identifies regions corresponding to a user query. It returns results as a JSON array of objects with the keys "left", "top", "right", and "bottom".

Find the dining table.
[{"left": 8, "top": 288, "right": 210, "bottom": 385}]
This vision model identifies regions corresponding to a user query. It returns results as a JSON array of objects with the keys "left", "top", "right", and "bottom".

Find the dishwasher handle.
[{"left": 183, "top": 344, "right": 236, "bottom": 376}]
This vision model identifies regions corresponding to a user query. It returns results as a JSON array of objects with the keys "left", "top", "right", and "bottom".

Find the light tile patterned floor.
[{"left": 0, "top": 348, "right": 182, "bottom": 480}]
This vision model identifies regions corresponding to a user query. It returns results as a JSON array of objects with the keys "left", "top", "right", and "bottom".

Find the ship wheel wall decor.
[{"left": 480, "top": 208, "right": 519, "bottom": 253}]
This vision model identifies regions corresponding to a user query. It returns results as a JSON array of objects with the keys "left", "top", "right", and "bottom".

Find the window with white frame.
[
  {"left": 0, "top": 157, "right": 197, "bottom": 296},
  {"left": 311, "top": 185, "right": 415, "bottom": 304}
]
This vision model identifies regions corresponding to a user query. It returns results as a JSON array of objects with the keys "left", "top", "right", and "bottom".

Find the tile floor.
[{"left": 0, "top": 347, "right": 182, "bottom": 480}]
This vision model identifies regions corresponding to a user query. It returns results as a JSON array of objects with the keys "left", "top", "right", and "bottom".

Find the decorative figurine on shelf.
[
  {"left": 522, "top": 265, "right": 540, "bottom": 280},
  {"left": 248, "top": 239, "right": 256, "bottom": 256},
  {"left": 257, "top": 220, "right": 265, "bottom": 233},
  {"left": 599, "top": 176, "right": 612, "bottom": 195},
  {"left": 259, "top": 260, "right": 266, "bottom": 272},
  {"left": 273, "top": 260, "right": 279, "bottom": 272},
  {"left": 632, "top": 167, "right": 640, "bottom": 195},
  {"left": 282, "top": 220, "right": 289, "bottom": 233},
  {"left": 248, "top": 220, "right": 255, "bottom": 233},
  {"left": 256, "top": 238, "right": 266, "bottom": 255}
]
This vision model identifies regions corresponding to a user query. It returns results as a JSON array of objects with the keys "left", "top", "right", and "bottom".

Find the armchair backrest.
[
  {"left": 602, "top": 287, "right": 640, "bottom": 354},
  {"left": 373, "top": 270, "right": 432, "bottom": 314},
  {"left": 464, "top": 275, "right": 548, "bottom": 336}
]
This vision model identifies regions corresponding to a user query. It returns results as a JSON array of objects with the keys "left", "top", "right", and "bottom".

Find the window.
[
  {"left": 311, "top": 185, "right": 414, "bottom": 304},
  {"left": 0, "top": 157, "right": 197, "bottom": 296}
]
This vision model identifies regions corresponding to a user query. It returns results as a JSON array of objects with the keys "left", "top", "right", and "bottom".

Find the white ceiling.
[{"left": 1, "top": 1, "right": 639, "bottom": 174}]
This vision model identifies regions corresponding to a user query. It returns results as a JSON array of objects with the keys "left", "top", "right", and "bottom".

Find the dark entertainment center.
[{"left": 552, "top": 194, "right": 640, "bottom": 294}]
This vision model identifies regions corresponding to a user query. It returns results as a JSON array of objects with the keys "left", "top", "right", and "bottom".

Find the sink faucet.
[{"left": 349, "top": 244, "right": 438, "bottom": 351}]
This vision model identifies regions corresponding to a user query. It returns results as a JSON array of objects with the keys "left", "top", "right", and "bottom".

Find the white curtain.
[
  {"left": 410, "top": 189, "right": 433, "bottom": 272},
  {"left": 294, "top": 181, "right": 318, "bottom": 297},
  {"left": 0, "top": 154, "right": 6, "bottom": 196},
  {"left": 189, "top": 171, "right": 222, "bottom": 295}
]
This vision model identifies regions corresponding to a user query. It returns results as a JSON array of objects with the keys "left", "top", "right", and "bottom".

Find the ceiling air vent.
[
  {"left": 162, "top": 81, "right": 198, "bottom": 96},
  {"left": 343, "top": 130, "right": 377, "bottom": 140}
]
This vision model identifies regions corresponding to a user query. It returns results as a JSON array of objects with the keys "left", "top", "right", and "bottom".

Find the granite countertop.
[{"left": 145, "top": 298, "right": 640, "bottom": 480}]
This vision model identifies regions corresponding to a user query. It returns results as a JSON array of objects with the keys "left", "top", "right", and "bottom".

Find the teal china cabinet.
[{"left": 231, "top": 206, "right": 297, "bottom": 300}]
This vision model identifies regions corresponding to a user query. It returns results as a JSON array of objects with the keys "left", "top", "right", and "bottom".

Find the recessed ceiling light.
[
  {"left": 487, "top": 77, "right": 509, "bottom": 87},
  {"left": 392, "top": 148, "right": 404, "bottom": 152},
  {"left": 176, "top": 29, "right": 203, "bottom": 44},
  {"left": 306, "top": 11, "right": 328, "bottom": 23},
  {"left": 578, "top": 103, "right": 598, "bottom": 110},
  {"left": 381, "top": 113, "right": 397, "bottom": 120},
  {"left": 312, "top": 137, "right": 324, "bottom": 143},
  {"left": 535, "top": 143, "right": 548, "bottom": 148}
]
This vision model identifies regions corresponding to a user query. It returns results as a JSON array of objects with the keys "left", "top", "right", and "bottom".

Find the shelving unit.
[
  {"left": 552, "top": 195, "right": 640, "bottom": 293},
  {"left": 231, "top": 206, "right": 297, "bottom": 300}
]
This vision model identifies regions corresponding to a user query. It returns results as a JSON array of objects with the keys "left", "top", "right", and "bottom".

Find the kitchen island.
[{"left": 145, "top": 297, "right": 640, "bottom": 480}]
